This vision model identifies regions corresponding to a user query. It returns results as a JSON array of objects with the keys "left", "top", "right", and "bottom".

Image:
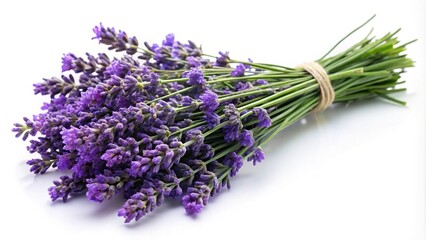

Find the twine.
[{"left": 299, "top": 62, "right": 335, "bottom": 112}]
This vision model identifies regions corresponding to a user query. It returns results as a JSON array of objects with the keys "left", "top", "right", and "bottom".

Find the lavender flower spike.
[
  {"left": 86, "top": 171, "right": 128, "bottom": 203},
  {"left": 184, "top": 68, "right": 206, "bottom": 85},
  {"left": 253, "top": 107, "right": 272, "bottom": 128},
  {"left": 223, "top": 152, "right": 243, "bottom": 177},
  {"left": 61, "top": 53, "right": 76, "bottom": 72},
  {"left": 239, "top": 129, "right": 254, "bottom": 147},
  {"left": 199, "top": 90, "right": 219, "bottom": 112},
  {"left": 182, "top": 184, "right": 211, "bottom": 215},
  {"left": 231, "top": 64, "right": 246, "bottom": 77},
  {"left": 118, "top": 186, "right": 164, "bottom": 223},
  {"left": 248, "top": 148, "right": 265, "bottom": 166},
  {"left": 48, "top": 176, "right": 85, "bottom": 202}
]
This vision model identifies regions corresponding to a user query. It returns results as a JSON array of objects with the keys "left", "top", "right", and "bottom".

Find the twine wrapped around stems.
[{"left": 299, "top": 62, "right": 335, "bottom": 112}]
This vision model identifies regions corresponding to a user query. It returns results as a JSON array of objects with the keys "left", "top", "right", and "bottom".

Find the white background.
[{"left": 0, "top": 0, "right": 425, "bottom": 239}]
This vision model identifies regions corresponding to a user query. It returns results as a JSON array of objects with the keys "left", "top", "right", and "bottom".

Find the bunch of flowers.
[{"left": 13, "top": 17, "right": 414, "bottom": 223}]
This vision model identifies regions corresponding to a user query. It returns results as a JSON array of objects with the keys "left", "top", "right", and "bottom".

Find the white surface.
[{"left": 0, "top": 0, "right": 425, "bottom": 239}]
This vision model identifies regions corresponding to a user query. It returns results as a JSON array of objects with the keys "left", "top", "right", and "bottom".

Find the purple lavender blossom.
[
  {"left": 26, "top": 158, "right": 55, "bottom": 174},
  {"left": 32, "top": 75, "right": 78, "bottom": 97},
  {"left": 12, "top": 26, "right": 296, "bottom": 224},
  {"left": 56, "top": 153, "right": 75, "bottom": 170},
  {"left": 150, "top": 43, "right": 159, "bottom": 52},
  {"left": 253, "top": 107, "right": 272, "bottom": 128},
  {"left": 130, "top": 156, "right": 151, "bottom": 177},
  {"left": 32, "top": 82, "right": 50, "bottom": 96},
  {"left": 101, "top": 137, "right": 139, "bottom": 167},
  {"left": 199, "top": 90, "right": 219, "bottom": 112},
  {"left": 231, "top": 64, "right": 246, "bottom": 77},
  {"left": 198, "top": 171, "right": 219, "bottom": 194},
  {"left": 222, "top": 152, "right": 243, "bottom": 177},
  {"left": 86, "top": 181, "right": 112, "bottom": 203},
  {"left": 61, "top": 126, "right": 84, "bottom": 151},
  {"left": 171, "top": 43, "right": 181, "bottom": 59},
  {"left": 92, "top": 23, "right": 139, "bottom": 54},
  {"left": 186, "top": 56, "right": 201, "bottom": 67},
  {"left": 131, "top": 140, "right": 185, "bottom": 176},
  {"left": 254, "top": 79, "right": 268, "bottom": 85},
  {"left": 181, "top": 96, "right": 198, "bottom": 111},
  {"left": 182, "top": 184, "right": 211, "bottom": 215},
  {"left": 222, "top": 124, "right": 240, "bottom": 142},
  {"left": 86, "top": 170, "right": 128, "bottom": 203},
  {"left": 185, "top": 129, "right": 205, "bottom": 156},
  {"left": 48, "top": 176, "right": 85, "bottom": 202},
  {"left": 224, "top": 104, "right": 240, "bottom": 124},
  {"left": 235, "top": 82, "right": 252, "bottom": 91},
  {"left": 197, "top": 144, "right": 215, "bottom": 160},
  {"left": 223, "top": 104, "right": 242, "bottom": 142},
  {"left": 184, "top": 68, "right": 206, "bottom": 85},
  {"left": 118, "top": 185, "right": 164, "bottom": 223},
  {"left": 12, "top": 117, "right": 37, "bottom": 141},
  {"left": 203, "top": 111, "right": 220, "bottom": 129},
  {"left": 239, "top": 129, "right": 254, "bottom": 147},
  {"left": 104, "top": 59, "right": 131, "bottom": 77},
  {"left": 61, "top": 53, "right": 76, "bottom": 72},
  {"left": 77, "top": 86, "right": 105, "bottom": 110},
  {"left": 162, "top": 33, "right": 175, "bottom": 47},
  {"left": 248, "top": 148, "right": 265, "bottom": 166},
  {"left": 92, "top": 23, "right": 104, "bottom": 40},
  {"left": 214, "top": 51, "right": 230, "bottom": 67}
]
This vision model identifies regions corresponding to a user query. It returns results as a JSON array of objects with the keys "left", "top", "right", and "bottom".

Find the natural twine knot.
[{"left": 299, "top": 62, "right": 335, "bottom": 112}]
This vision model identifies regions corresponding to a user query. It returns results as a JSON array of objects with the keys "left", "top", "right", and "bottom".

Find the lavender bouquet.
[{"left": 13, "top": 16, "right": 414, "bottom": 223}]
